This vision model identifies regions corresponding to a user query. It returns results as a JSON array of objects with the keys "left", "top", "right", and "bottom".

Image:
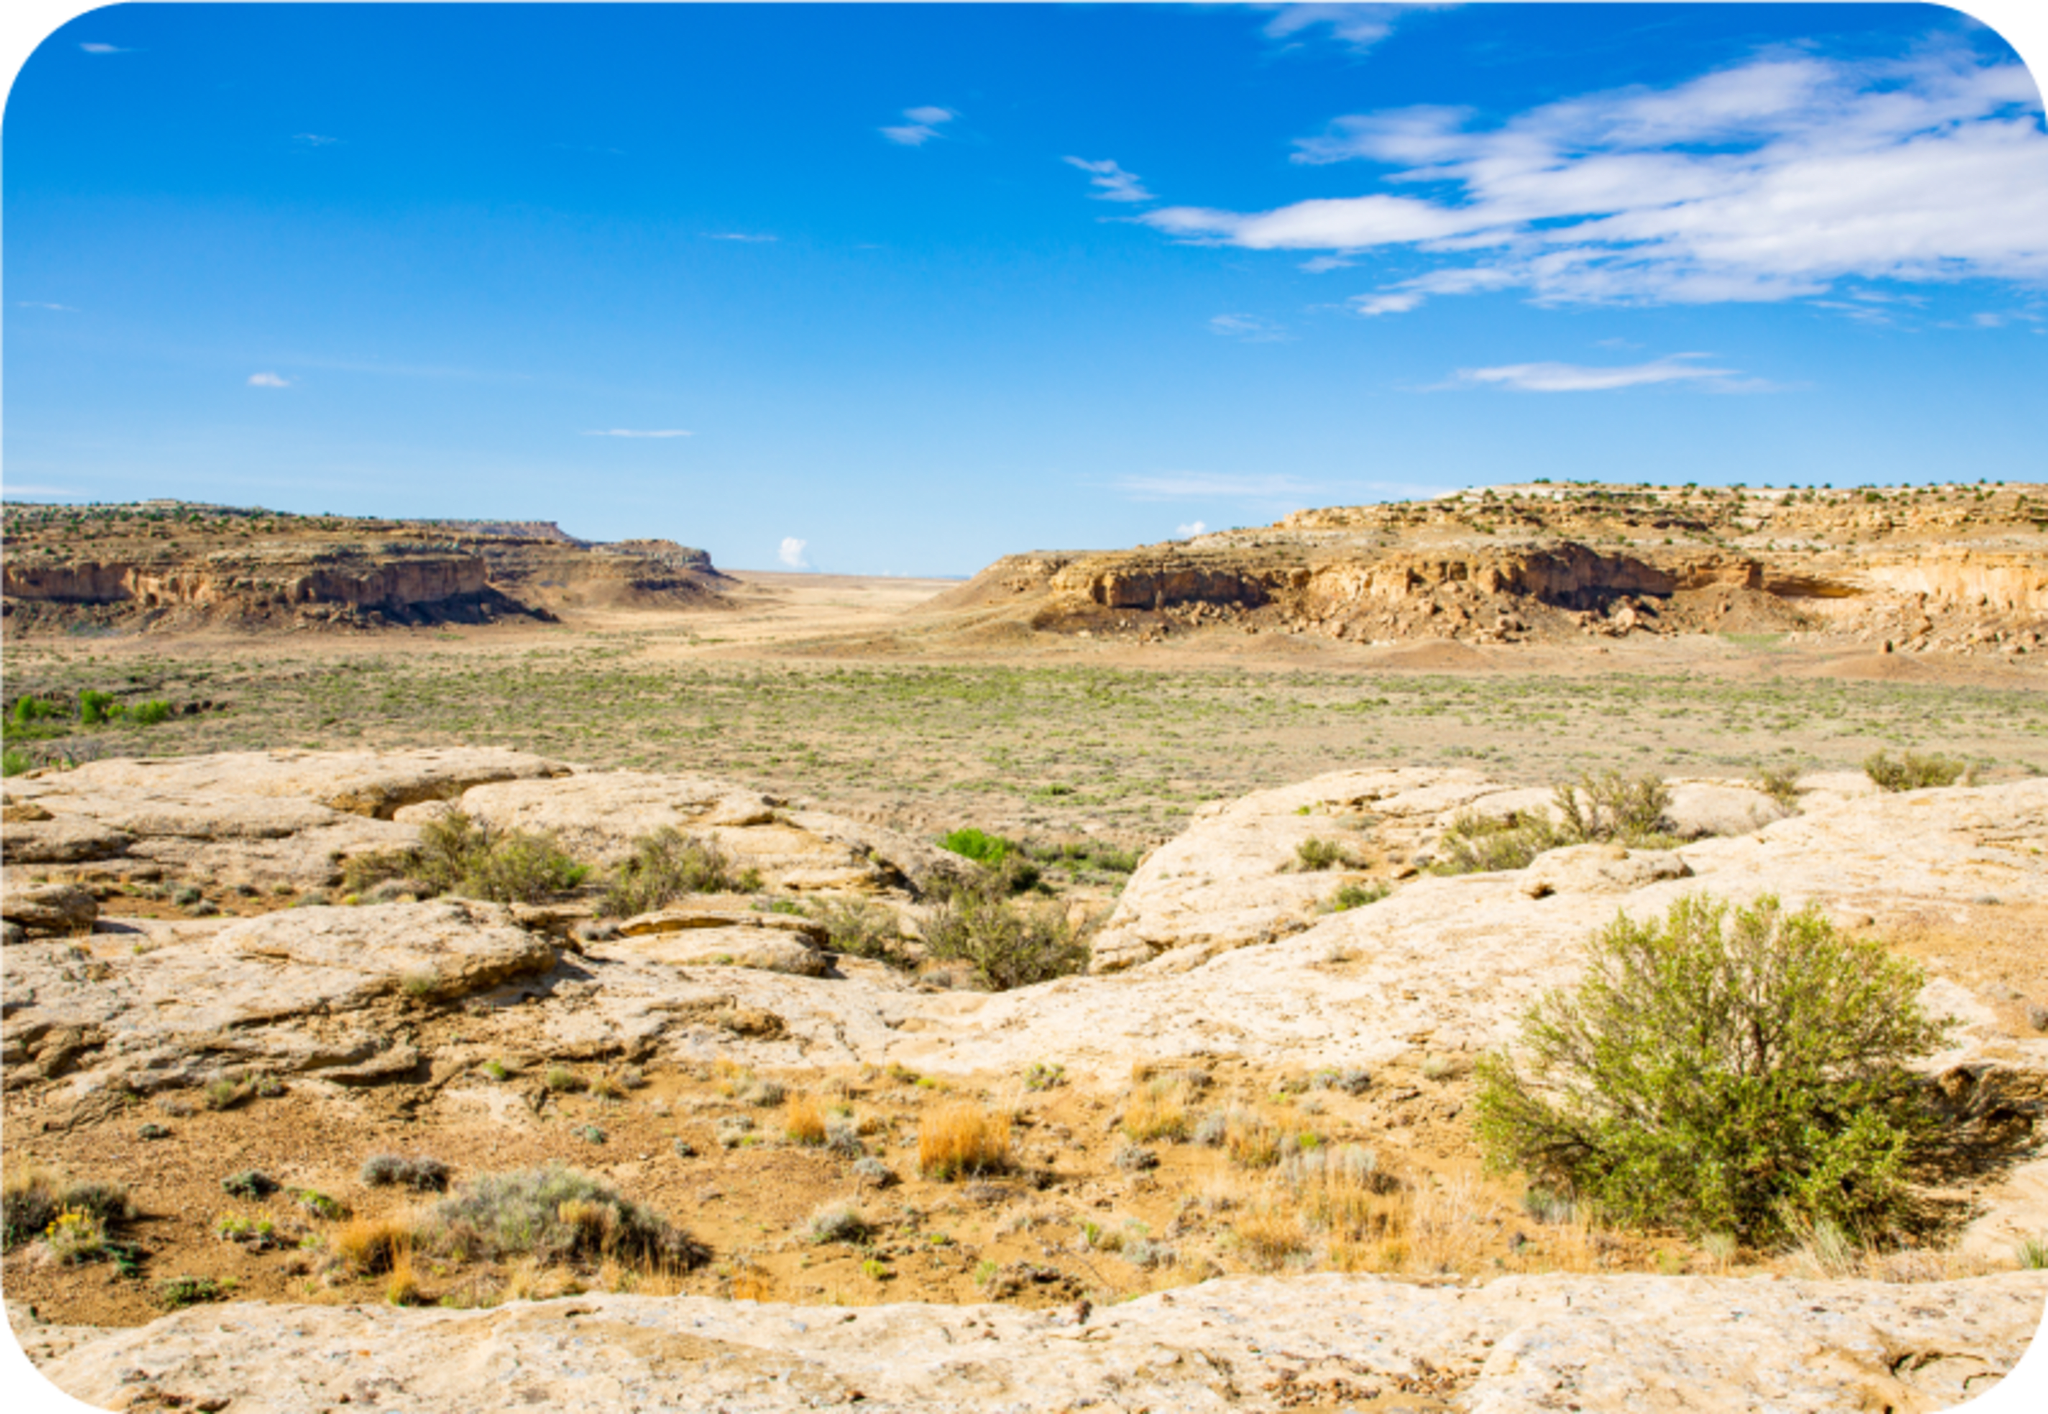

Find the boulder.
[
  {"left": 0, "top": 816, "right": 134, "bottom": 863},
  {"left": 47, "top": 746, "right": 570, "bottom": 818},
  {"left": 1519, "top": 842, "right": 1692, "bottom": 898}
]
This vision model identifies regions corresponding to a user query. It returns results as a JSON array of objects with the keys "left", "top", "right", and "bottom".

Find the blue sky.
[{"left": 5, "top": 3, "right": 2046, "bottom": 576}]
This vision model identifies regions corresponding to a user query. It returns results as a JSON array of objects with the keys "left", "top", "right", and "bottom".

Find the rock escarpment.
[
  {"left": 0, "top": 503, "right": 732, "bottom": 631},
  {"left": 928, "top": 481, "right": 2048, "bottom": 653}
]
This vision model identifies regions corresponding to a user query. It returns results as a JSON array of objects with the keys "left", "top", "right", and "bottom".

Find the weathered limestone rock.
[
  {"left": 19, "top": 1271, "right": 2048, "bottom": 1414},
  {"left": 0, "top": 816, "right": 133, "bottom": 863},
  {"left": 1520, "top": 842, "right": 1692, "bottom": 898},
  {"left": 0, "top": 881, "right": 97, "bottom": 934}
]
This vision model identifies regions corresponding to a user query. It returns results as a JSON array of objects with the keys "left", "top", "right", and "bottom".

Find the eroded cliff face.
[
  {"left": 1, "top": 503, "right": 730, "bottom": 631},
  {"left": 932, "top": 482, "right": 2048, "bottom": 653}
]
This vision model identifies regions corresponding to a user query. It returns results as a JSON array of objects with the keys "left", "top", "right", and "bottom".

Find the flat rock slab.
[{"left": 21, "top": 1272, "right": 2047, "bottom": 1414}]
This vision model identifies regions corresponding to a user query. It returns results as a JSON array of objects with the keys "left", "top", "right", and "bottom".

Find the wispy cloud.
[
  {"left": 881, "top": 106, "right": 957, "bottom": 147},
  {"left": 1176, "top": 521, "right": 1209, "bottom": 538},
  {"left": 581, "top": 428, "right": 693, "bottom": 438},
  {"left": 1118, "top": 472, "right": 1322, "bottom": 500},
  {"left": 16, "top": 301, "right": 79, "bottom": 312},
  {"left": 1208, "top": 313, "right": 1292, "bottom": 342},
  {"left": 1142, "top": 48, "right": 2048, "bottom": 314},
  {"left": 79, "top": 43, "right": 135, "bottom": 55},
  {"left": 293, "top": 133, "right": 341, "bottom": 148},
  {"left": 778, "top": 536, "right": 811, "bottom": 569},
  {"left": 1260, "top": 4, "right": 1440, "bottom": 55},
  {"left": 1450, "top": 353, "right": 1753, "bottom": 393},
  {"left": 1063, "top": 156, "right": 1154, "bottom": 203},
  {"left": 704, "top": 231, "right": 778, "bottom": 243},
  {"left": 247, "top": 372, "right": 292, "bottom": 388}
]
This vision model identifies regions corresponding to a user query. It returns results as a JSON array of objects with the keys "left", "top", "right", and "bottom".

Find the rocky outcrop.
[{"left": 19, "top": 1270, "right": 2048, "bottom": 1414}]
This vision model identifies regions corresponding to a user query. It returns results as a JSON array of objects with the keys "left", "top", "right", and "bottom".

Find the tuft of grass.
[
  {"left": 544, "top": 1066, "right": 586, "bottom": 1094},
  {"left": 784, "top": 1095, "right": 829, "bottom": 1147},
  {"left": 808, "top": 897, "right": 906, "bottom": 965},
  {"left": 1022, "top": 1061, "right": 1066, "bottom": 1092},
  {"left": 202, "top": 1076, "right": 252, "bottom": 1111},
  {"left": 347, "top": 809, "right": 588, "bottom": 904},
  {"left": 918, "top": 1104, "right": 1013, "bottom": 1181},
  {"left": 334, "top": 1213, "right": 412, "bottom": 1276},
  {"left": 4, "top": 1167, "right": 132, "bottom": 1251},
  {"left": 806, "top": 1202, "right": 872, "bottom": 1245},
  {"left": 1864, "top": 750, "right": 1969, "bottom": 792},
  {"left": 1751, "top": 763, "right": 1803, "bottom": 808},
  {"left": 43, "top": 1208, "right": 110, "bottom": 1265},
  {"left": 1122, "top": 1075, "right": 1195, "bottom": 1142},
  {"left": 2018, "top": 1236, "right": 2048, "bottom": 1271}
]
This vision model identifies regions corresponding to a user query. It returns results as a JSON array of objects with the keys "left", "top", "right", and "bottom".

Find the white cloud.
[
  {"left": 1261, "top": 4, "right": 1433, "bottom": 55},
  {"left": 1177, "top": 521, "right": 1209, "bottom": 538},
  {"left": 1063, "top": 156, "right": 1154, "bottom": 203},
  {"left": 778, "top": 537, "right": 811, "bottom": 569},
  {"left": 293, "top": 134, "right": 341, "bottom": 147},
  {"left": 1299, "top": 254, "right": 1353, "bottom": 273},
  {"left": 882, "top": 106, "right": 957, "bottom": 146},
  {"left": 1208, "top": 313, "right": 1291, "bottom": 342},
  {"left": 16, "top": 301, "right": 78, "bottom": 311},
  {"left": 78, "top": 43, "right": 133, "bottom": 54},
  {"left": 704, "top": 232, "right": 778, "bottom": 243},
  {"left": 581, "top": 428, "right": 693, "bottom": 438},
  {"left": 1141, "top": 49, "right": 2048, "bottom": 312},
  {"left": 1451, "top": 353, "right": 1749, "bottom": 393},
  {"left": 247, "top": 372, "right": 291, "bottom": 388},
  {"left": 1119, "top": 472, "right": 1321, "bottom": 500}
]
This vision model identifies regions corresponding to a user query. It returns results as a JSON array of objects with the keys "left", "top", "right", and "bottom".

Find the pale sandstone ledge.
[{"left": 12, "top": 1272, "right": 2046, "bottom": 1414}]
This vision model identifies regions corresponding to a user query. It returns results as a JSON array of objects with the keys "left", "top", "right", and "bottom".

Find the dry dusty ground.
[{"left": 5, "top": 573, "right": 2048, "bottom": 1344}]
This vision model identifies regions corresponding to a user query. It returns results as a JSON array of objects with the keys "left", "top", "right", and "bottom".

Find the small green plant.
[
  {"left": 1476, "top": 894, "right": 1957, "bottom": 1244},
  {"left": 480, "top": 1059, "right": 510, "bottom": 1081},
  {"left": 202, "top": 1076, "right": 252, "bottom": 1111},
  {"left": 400, "top": 969, "right": 443, "bottom": 1001},
  {"left": 348, "top": 810, "right": 588, "bottom": 904},
  {"left": 131, "top": 700, "right": 174, "bottom": 726},
  {"left": 1864, "top": 750, "right": 1969, "bottom": 792},
  {"left": 291, "top": 1188, "right": 349, "bottom": 1220},
  {"left": 1023, "top": 1061, "right": 1066, "bottom": 1092},
  {"left": 575, "top": 1124, "right": 608, "bottom": 1145},
  {"left": 157, "top": 1275, "right": 232, "bottom": 1310},
  {"left": 861, "top": 1258, "right": 892, "bottom": 1281},
  {"left": 544, "top": 1065, "right": 586, "bottom": 1094},
  {"left": 1, "top": 748, "right": 31, "bottom": 777},
  {"left": 78, "top": 690, "right": 119, "bottom": 726},
  {"left": 2018, "top": 1235, "right": 2048, "bottom": 1270},
  {"left": 973, "top": 1258, "right": 999, "bottom": 1286}
]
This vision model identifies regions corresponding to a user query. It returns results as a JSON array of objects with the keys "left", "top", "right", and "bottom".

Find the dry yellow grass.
[
  {"left": 918, "top": 1103, "right": 1013, "bottom": 1180},
  {"left": 334, "top": 1212, "right": 411, "bottom": 1276},
  {"left": 1121, "top": 1079, "right": 1192, "bottom": 1142},
  {"left": 784, "top": 1094, "right": 828, "bottom": 1146},
  {"left": 384, "top": 1242, "right": 420, "bottom": 1305},
  {"left": 1223, "top": 1110, "right": 1281, "bottom": 1170},
  {"left": 1232, "top": 1202, "right": 1308, "bottom": 1271}
]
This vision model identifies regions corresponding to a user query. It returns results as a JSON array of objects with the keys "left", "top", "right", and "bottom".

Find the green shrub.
[
  {"left": 1293, "top": 837, "right": 1353, "bottom": 872},
  {"left": 602, "top": 827, "right": 744, "bottom": 915},
  {"left": 416, "top": 1165, "right": 704, "bottom": 1267},
  {"left": 1437, "top": 770, "right": 1681, "bottom": 875},
  {"left": 1327, "top": 881, "right": 1389, "bottom": 912},
  {"left": 809, "top": 896, "right": 905, "bottom": 964},
  {"left": 1475, "top": 894, "right": 1955, "bottom": 1244},
  {"left": 922, "top": 891, "right": 1089, "bottom": 991},
  {"left": 1752, "top": 764, "right": 1802, "bottom": 808},
  {"left": 3, "top": 1170, "right": 132, "bottom": 1250},
  {"left": 1864, "top": 750, "right": 1969, "bottom": 793},
  {"left": 131, "top": 700, "right": 174, "bottom": 726},
  {"left": 937, "top": 828, "right": 1016, "bottom": 866},
  {"left": 1, "top": 749, "right": 30, "bottom": 778},
  {"left": 77, "top": 690, "right": 119, "bottom": 726},
  {"left": 9, "top": 695, "right": 61, "bottom": 726},
  {"left": 157, "top": 1275, "right": 232, "bottom": 1310},
  {"left": 360, "top": 1154, "right": 450, "bottom": 1192},
  {"left": 348, "top": 810, "right": 588, "bottom": 904}
]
